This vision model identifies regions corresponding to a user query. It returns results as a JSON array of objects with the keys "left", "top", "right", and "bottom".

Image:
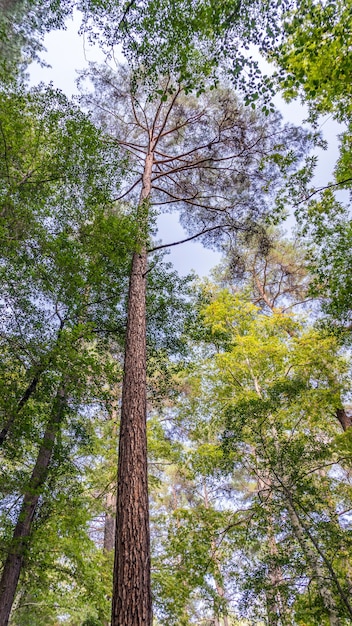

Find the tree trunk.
[
  {"left": 0, "top": 371, "right": 41, "bottom": 446},
  {"left": 287, "top": 498, "right": 342, "bottom": 626},
  {"left": 104, "top": 405, "right": 118, "bottom": 555},
  {"left": 0, "top": 386, "right": 66, "bottom": 626},
  {"left": 104, "top": 490, "right": 117, "bottom": 554},
  {"left": 111, "top": 148, "right": 154, "bottom": 626},
  {"left": 266, "top": 529, "right": 282, "bottom": 626},
  {"left": 203, "top": 480, "right": 230, "bottom": 626},
  {"left": 0, "top": 331, "right": 63, "bottom": 447},
  {"left": 336, "top": 407, "right": 352, "bottom": 431}
]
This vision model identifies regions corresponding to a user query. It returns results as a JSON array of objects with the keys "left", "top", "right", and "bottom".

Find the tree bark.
[
  {"left": 111, "top": 148, "right": 154, "bottom": 626},
  {"left": 0, "top": 386, "right": 66, "bottom": 626},
  {"left": 266, "top": 529, "right": 282, "bottom": 626}
]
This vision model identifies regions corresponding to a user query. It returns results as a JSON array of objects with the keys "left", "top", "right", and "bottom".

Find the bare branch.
[
  {"left": 113, "top": 176, "right": 143, "bottom": 201},
  {"left": 153, "top": 84, "right": 182, "bottom": 148},
  {"left": 148, "top": 224, "right": 236, "bottom": 253},
  {"left": 295, "top": 178, "right": 352, "bottom": 206}
]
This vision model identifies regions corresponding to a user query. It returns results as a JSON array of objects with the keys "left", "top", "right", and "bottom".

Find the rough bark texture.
[
  {"left": 0, "top": 387, "right": 66, "bottom": 626},
  {"left": 111, "top": 149, "right": 153, "bottom": 626},
  {"left": 111, "top": 250, "right": 151, "bottom": 626}
]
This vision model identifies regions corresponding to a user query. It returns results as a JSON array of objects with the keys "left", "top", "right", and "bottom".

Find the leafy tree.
[
  {"left": 269, "top": 0, "right": 352, "bottom": 190},
  {"left": 297, "top": 194, "right": 352, "bottom": 344},
  {"left": 272, "top": 0, "right": 352, "bottom": 124},
  {"left": 78, "top": 0, "right": 291, "bottom": 95},
  {"left": 216, "top": 226, "right": 352, "bottom": 431},
  {"left": 195, "top": 287, "right": 352, "bottom": 624},
  {"left": 0, "top": 0, "right": 75, "bottom": 82},
  {"left": 0, "top": 85, "right": 135, "bottom": 625},
  {"left": 79, "top": 62, "right": 313, "bottom": 625},
  {"left": 214, "top": 227, "right": 312, "bottom": 313}
]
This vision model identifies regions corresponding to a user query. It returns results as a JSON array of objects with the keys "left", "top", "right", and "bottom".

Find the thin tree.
[
  {"left": 0, "top": 386, "right": 67, "bottom": 626},
  {"left": 221, "top": 229, "right": 352, "bottom": 431}
]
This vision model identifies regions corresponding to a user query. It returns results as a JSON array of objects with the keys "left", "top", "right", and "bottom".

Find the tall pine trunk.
[
  {"left": 111, "top": 149, "right": 154, "bottom": 626},
  {"left": 0, "top": 386, "right": 66, "bottom": 626}
]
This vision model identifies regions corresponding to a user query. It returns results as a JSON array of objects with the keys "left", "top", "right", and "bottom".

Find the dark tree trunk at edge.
[{"left": 0, "top": 386, "right": 66, "bottom": 626}]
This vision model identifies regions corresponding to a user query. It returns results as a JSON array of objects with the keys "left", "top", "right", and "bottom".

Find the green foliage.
[
  {"left": 150, "top": 282, "right": 352, "bottom": 624},
  {"left": 0, "top": 0, "right": 74, "bottom": 83},
  {"left": 270, "top": 0, "right": 352, "bottom": 192},
  {"left": 297, "top": 191, "right": 352, "bottom": 335},
  {"left": 273, "top": 0, "right": 352, "bottom": 123},
  {"left": 78, "top": 0, "right": 287, "bottom": 93},
  {"left": 0, "top": 84, "right": 135, "bottom": 624},
  {"left": 1, "top": 3, "right": 351, "bottom": 622}
]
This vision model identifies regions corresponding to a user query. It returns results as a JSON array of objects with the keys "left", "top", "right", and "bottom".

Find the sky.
[{"left": 29, "top": 11, "right": 344, "bottom": 278}]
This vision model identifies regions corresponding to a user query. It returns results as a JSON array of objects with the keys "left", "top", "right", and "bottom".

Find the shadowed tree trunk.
[
  {"left": 0, "top": 327, "right": 64, "bottom": 447},
  {"left": 0, "top": 386, "right": 66, "bottom": 626},
  {"left": 103, "top": 400, "right": 119, "bottom": 555},
  {"left": 103, "top": 490, "right": 117, "bottom": 626},
  {"left": 286, "top": 498, "right": 342, "bottom": 626},
  {"left": 111, "top": 148, "right": 154, "bottom": 626},
  {"left": 336, "top": 407, "right": 352, "bottom": 431}
]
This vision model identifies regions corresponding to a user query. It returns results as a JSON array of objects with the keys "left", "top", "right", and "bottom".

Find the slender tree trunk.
[
  {"left": 0, "top": 329, "right": 64, "bottom": 447},
  {"left": 0, "top": 386, "right": 66, "bottom": 626},
  {"left": 213, "top": 583, "right": 229, "bottom": 626},
  {"left": 203, "top": 480, "right": 230, "bottom": 626},
  {"left": 265, "top": 530, "right": 281, "bottom": 626},
  {"left": 103, "top": 489, "right": 117, "bottom": 626},
  {"left": 286, "top": 498, "right": 341, "bottom": 626},
  {"left": 104, "top": 406, "right": 118, "bottom": 555},
  {"left": 257, "top": 470, "right": 284, "bottom": 626},
  {"left": 104, "top": 490, "right": 117, "bottom": 554},
  {"left": 249, "top": 379, "right": 287, "bottom": 626},
  {"left": 0, "top": 371, "right": 42, "bottom": 446},
  {"left": 111, "top": 148, "right": 154, "bottom": 626}
]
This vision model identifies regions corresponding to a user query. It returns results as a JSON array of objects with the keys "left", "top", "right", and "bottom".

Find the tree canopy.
[{"left": 0, "top": 2, "right": 351, "bottom": 625}]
